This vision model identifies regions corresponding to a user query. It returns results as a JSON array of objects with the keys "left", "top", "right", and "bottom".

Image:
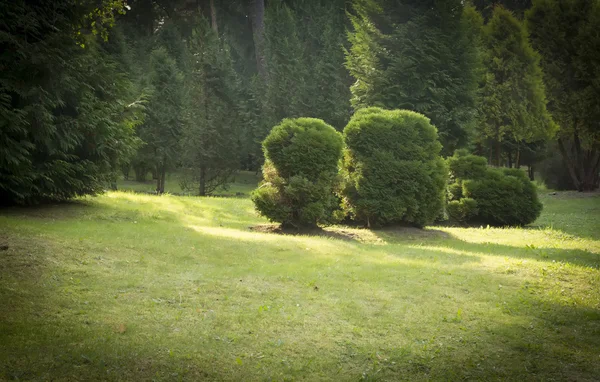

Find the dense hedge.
[
  {"left": 339, "top": 108, "right": 447, "bottom": 227},
  {"left": 251, "top": 118, "right": 343, "bottom": 227},
  {"left": 447, "top": 151, "right": 543, "bottom": 226}
]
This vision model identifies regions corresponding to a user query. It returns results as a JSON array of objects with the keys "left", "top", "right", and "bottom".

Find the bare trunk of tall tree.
[
  {"left": 250, "top": 0, "right": 267, "bottom": 82},
  {"left": 160, "top": 165, "right": 166, "bottom": 194},
  {"left": 199, "top": 166, "right": 207, "bottom": 196},
  {"left": 494, "top": 129, "right": 501, "bottom": 167},
  {"left": 515, "top": 143, "right": 521, "bottom": 168},
  {"left": 528, "top": 165, "right": 535, "bottom": 181},
  {"left": 557, "top": 137, "right": 582, "bottom": 191},
  {"left": 210, "top": 0, "right": 218, "bottom": 33}
]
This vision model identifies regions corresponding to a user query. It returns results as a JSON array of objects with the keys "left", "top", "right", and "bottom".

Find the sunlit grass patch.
[{"left": 0, "top": 191, "right": 599, "bottom": 380}]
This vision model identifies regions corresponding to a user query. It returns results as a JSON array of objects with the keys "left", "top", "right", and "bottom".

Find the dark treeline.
[{"left": 1, "top": 0, "right": 598, "bottom": 204}]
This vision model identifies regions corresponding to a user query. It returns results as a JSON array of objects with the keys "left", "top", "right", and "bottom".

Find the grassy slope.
[{"left": 0, "top": 191, "right": 599, "bottom": 381}]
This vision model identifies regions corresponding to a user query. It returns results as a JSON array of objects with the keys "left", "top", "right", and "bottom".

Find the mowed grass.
[
  {"left": 0, "top": 191, "right": 599, "bottom": 381},
  {"left": 117, "top": 171, "right": 260, "bottom": 197}
]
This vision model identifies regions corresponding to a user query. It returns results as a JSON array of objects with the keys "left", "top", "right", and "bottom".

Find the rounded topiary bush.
[
  {"left": 446, "top": 151, "right": 543, "bottom": 226},
  {"left": 339, "top": 108, "right": 447, "bottom": 227},
  {"left": 251, "top": 118, "right": 343, "bottom": 228}
]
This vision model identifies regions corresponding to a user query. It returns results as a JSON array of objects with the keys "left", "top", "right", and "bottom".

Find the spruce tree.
[
  {"left": 136, "top": 47, "right": 184, "bottom": 194},
  {"left": 526, "top": 0, "right": 600, "bottom": 191},
  {"left": 0, "top": 0, "right": 139, "bottom": 204},
  {"left": 478, "top": 6, "right": 554, "bottom": 166},
  {"left": 180, "top": 20, "right": 241, "bottom": 196},
  {"left": 346, "top": 0, "right": 482, "bottom": 154}
]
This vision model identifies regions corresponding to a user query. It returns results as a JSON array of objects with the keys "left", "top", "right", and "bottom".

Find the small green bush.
[
  {"left": 447, "top": 149, "right": 488, "bottom": 180},
  {"left": 446, "top": 151, "right": 543, "bottom": 226},
  {"left": 339, "top": 108, "right": 447, "bottom": 227},
  {"left": 447, "top": 198, "right": 478, "bottom": 223},
  {"left": 251, "top": 118, "right": 343, "bottom": 227}
]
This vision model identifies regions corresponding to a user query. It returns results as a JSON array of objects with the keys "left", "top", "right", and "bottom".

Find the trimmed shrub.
[
  {"left": 339, "top": 108, "right": 447, "bottom": 227},
  {"left": 447, "top": 198, "right": 478, "bottom": 223},
  {"left": 251, "top": 118, "right": 343, "bottom": 227},
  {"left": 447, "top": 149, "right": 488, "bottom": 181},
  {"left": 447, "top": 151, "right": 543, "bottom": 226}
]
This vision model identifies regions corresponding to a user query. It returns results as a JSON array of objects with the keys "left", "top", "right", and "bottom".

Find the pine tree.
[
  {"left": 478, "top": 6, "right": 554, "bottom": 167},
  {"left": 136, "top": 47, "right": 184, "bottom": 193},
  {"left": 346, "top": 0, "right": 482, "bottom": 154},
  {"left": 180, "top": 20, "right": 241, "bottom": 196},
  {"left": 0, "top": 0, "right": 138, "bottom": 204},
  {"left": 526, "top": 0, "right": 600, "bottom": 191}
]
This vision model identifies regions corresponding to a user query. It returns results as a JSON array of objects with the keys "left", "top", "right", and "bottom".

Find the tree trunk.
[
  {"left": 507, "top": 150, "right": 513, "bottom": 168},
  {"left": 495, "top": 135, "right": 501, "bottom": 167},
  {"left": 515, "top": 144, "right": 521, "bottom": 168},
  {"left": 160, "top": 166, "right": 166, "bottom": 194},
  {"left": 199, "top": 166, "right": 207, "bottom": 196},
  {"left": 209, "top": 0, "right": 218, "bottom": 33},
  {"left": 557, "top": 137, "right": 582, "bottom": 191},
  {"left": 156, "top": 166, "right": 162, "bottom": 194},
  {"left": 250, "top": 0, "right": 268, "bottom": 82},
  {"left": 574, "top": 132, "right": 585, "bottom": 186},
  {"left": 135, "top": 166, "right": 146, "bottom": 182},
  {"left": 582, "top": 148, "right": 600, "bottom": 191},
  {"left": 528, "top": 165, "right": 535, "bottom": 181}
]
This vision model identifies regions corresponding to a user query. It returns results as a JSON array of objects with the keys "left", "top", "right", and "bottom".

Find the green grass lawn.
[
  {"left": 1, "top": 191, "right": 599, "bottom": 381},
  {"left": 117, "top": 171, "right": 260, "bottom": 197}
]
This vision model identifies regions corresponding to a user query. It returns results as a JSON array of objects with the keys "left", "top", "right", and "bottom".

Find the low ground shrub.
[{"left": 447, "top": 151, "right": 542, "bottom": 226}]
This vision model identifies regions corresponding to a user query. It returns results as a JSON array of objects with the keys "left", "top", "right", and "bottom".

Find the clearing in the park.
[{"left": 0, "top": 188, "right": 598, "bottom": 381}]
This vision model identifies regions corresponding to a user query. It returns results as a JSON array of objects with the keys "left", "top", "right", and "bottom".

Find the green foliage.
[
  {"left": 133, "top": 46, "right": 184, "bottom": 193},
  {"left": 0, "top": 0, "right": 140, "bottom": 204},
  {"left": 478, "top": 6, "right": 555, "bottom": 165},
  {"left": 526, "top": 0, "right": 600, "bottom": 191},
  {"left": 180, "top": 20, "right": 242, "bottom": 196},
  {"left": 447, "top": 151, "right": 542, "bottom": 226},
  {"left": 346, "top": 0, "right": 482, "bottom": 154},
  {"left": 340, "top": 108, "right": 447, "bottom": 227},
  {"left": 447, "top": 149, "right": 489, "bottom": 181},
  {"left": 447, "top": 198, "right": 479, "bottom": 223},
  {"left": 264, "top": 1, "right": 351, "bottom": 129},
  {"left": 252, "top": 118, "right": 343, "bottom": 227}
]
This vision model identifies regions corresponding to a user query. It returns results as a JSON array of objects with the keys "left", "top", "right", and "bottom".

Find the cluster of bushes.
[
  {"left": 447, "top": 150, "right": 543, "bottom": 226},
  {"left": 252, "top": 108, "right": 447, "bottom": 228},
  {"left": 252, "top": 109, "right": 543, "bottom": 229}
]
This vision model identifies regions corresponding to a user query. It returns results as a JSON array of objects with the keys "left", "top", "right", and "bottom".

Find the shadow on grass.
[{"left": 1, "top": 218, "right": 599, "bottom": 381}]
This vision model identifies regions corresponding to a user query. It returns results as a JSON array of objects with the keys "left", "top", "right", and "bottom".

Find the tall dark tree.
[
  {"left": 346, "top": 0, "right": 482, "bottom": 154},
  {"left": 0, "top": 0, "right": 140, "bottom": 204},
  {"left": 136, "top": 47, "right": 184, "bottom": 194},
  {"left": 478, "top": 6, "right": 554, "bottom": 166},
  {"left": 251, "top": 0, "right": 268, "bottom": 82},
  {"left": 180, "top": 20, "right": 241, "bottom": 196},
  {"left": 526, "top": 0, "right": 600, "bottom": 191}
]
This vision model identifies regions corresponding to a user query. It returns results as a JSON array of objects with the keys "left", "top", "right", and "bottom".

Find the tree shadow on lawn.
[
  {"left": 1, "top": 227, "right": 599, "bottom": 381},
  {"left": 249, "top": 223, "right": 452, "bottom": 244}
]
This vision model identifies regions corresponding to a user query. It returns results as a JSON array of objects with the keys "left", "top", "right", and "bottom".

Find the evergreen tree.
[
  {"left": 180, "top": 20, "right": 241, "bottom": 196},
  {"left": 478, "top": 6, "right": 554, "bottom": 166},
  {"left": 346, "top": 0, "right": 482, "bottom": 154},
  {"left": 526, "top": 0, "right": 600, "bottom": 191},
  {"left": 135, "top": 47, "right": 184, "bottom": 193},
  {"left": 0, "top": 0, "right": 139, "bottom": 204}
]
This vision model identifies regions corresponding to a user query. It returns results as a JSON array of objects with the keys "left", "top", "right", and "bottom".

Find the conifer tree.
[
  {"left": 180, "top": 20, "right": 241, "bottom": 196},
  {"left": 136, "top": 47, "right": 184, "bottom": 194},
  {"left": 346, "top": 0, "right": 482, "bottom": 154},
  {"left": 478, "top": 6, "right": 554, "bottom": 166},
  {"left": 526, "top": 0, "right": 600, "bottom": 190},
  {"left": 0, "top": 0, "right": 139, "bottom": 204}
]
